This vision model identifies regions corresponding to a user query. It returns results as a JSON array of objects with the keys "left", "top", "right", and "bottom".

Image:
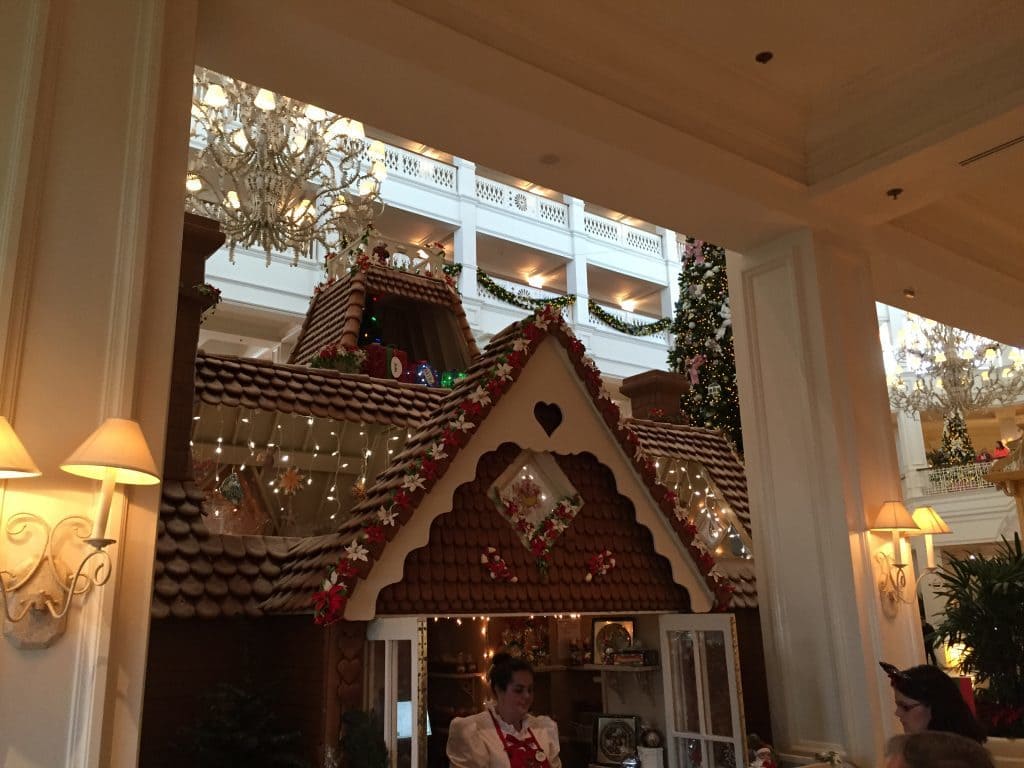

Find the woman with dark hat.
[{"left": 880, "top": 662, "right": 986, "bottom": 742}]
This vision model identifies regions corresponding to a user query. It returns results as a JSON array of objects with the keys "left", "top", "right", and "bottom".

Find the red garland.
[
  {"left": 523, "top": 324, "right": 544, "bottom": 342},
  {"left": 486, "top": 378, "right": 506, "bottom": 398},
  {"left": 393, "top": 490, "right": 412, "bottom": 509},
  {"left": 442, "top": 429, "right": 463, "bottom": 448},
  {"left": 507, "top": 350, "right": 525, "bottom": 369},
  {"left": 420, "top": 457, "right": 439, "bottom": 481},
  {"left": 312, "top": 585, "right": 347, "bottom": 626},
  {"left": 460, "top": 400, "right": 483, "bottom": 418},
  {"left": 336, "top": 560, "right": 360, "bottom": 579},
  {"left": 364, "top": 525, "right": 386, "bottom": 544}
]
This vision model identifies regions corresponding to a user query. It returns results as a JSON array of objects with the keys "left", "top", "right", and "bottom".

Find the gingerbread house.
[{"left": 139, "top": 217, "right": 767, "bottom": 768}]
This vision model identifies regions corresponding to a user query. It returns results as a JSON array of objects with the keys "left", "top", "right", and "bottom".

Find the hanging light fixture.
[
  {"left": 186, "top": 67, "right": 388, "bottom": 266},
  {"left": 888, "top": 316, "right": 1024, "bottom": 417}
]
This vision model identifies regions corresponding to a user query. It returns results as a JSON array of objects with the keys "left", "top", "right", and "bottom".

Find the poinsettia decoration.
[
  {"left": 311, "top": 301, "right": 732, "bottom": 627},
  {"left": 585, "top": 550, "right": 616, "bottom": 581},
  {"left": 481, "top": 547, "right": 518, "bottom": 582}
]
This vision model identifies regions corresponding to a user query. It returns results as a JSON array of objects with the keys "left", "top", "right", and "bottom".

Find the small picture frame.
[
  {"left": 593, "top": 714, "right": 641, "bottom": 766},
  {"left": 591, "top": 617, "right": 635, "bottom": 665}
]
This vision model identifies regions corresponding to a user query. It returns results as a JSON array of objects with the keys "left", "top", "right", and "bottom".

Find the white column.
[
  {"left": 657, "top": 226, "right": 680, "bottom": 318},
  {"left": 728, "top": 230, "right": 923, "bottom": 767},
  {"left": 897, "top": 411, "right": 929, "bottom": 473},
  {"left": 0, "top": 2, "right": 197, "bottom": 765},
  {"left": 452, "top": 157, "right": 478, "bottom": 299},
  {"left": 566, "top": 196, "right": 589, "bottom": 324},
  {"left": 994, "top": 406, "right": 1020, "bottom": 443}
]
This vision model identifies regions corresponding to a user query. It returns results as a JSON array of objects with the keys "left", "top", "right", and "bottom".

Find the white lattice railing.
[
  {"left": 583, "top": 214, "right": 663, "bottom": 256},
  {"left": 378, "top": 144, "right": 456, "bottom": 191},
  {"left": 919, "top": 461, "right": 995, "bottom": 495},
  {"left": 474, "top": 177, "right": 570, "bottom": 227}
]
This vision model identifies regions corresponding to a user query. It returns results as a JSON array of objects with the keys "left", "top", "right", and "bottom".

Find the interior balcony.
[{"left": 199, "top": 133, "right": 681, "bottom": 382}]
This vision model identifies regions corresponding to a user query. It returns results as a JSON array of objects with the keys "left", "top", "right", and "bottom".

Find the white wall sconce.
[
  {"left": 0, "top": 417, "right": 160, "bottom": 648},
  {"left": 870, "top": 500, "right": 920, "bottom": 613},
  {"left": 907, "top": 505, "right": 952, "bottom": 571}
]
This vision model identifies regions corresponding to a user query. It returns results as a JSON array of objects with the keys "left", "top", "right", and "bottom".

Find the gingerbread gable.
[
  {"left": 374, "top": 444, "right": 692, "bottom": 615},
  {"left": 274, "top": 308, "right": 736, "bottom": 624}
]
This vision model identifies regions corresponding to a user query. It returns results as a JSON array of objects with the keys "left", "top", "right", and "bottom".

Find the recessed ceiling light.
[
  {"left": 754, "top": 51, "right": 774, "bottom": 64},
  {"left": 887, "top": 187, "right": 904, "bottom": 200},
  {"left": 539, "top": 153, "right": 560, "bottom": 165},
  {"left": 903, "top": 288, "right": 917, "bottom": 299}
]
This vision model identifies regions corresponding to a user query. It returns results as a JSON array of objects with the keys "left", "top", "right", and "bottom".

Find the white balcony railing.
[
  {"left": 474, "top": 177, "right": 570, "bottom": 227},
  {"left": 379, "top": 145, "right": 456, "bottom": 191},
  {"left": 917, "top": 462, "right": 996, "bottom": 495},
  {"left": 583, "top": 213, "right": 662, "bottom": 257}
]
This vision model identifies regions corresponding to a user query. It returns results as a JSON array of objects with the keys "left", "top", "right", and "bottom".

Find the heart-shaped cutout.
[{"left": 533, "top": 402, "right": 563, "bottom": 437}]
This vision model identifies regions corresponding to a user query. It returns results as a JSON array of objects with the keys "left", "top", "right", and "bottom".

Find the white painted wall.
[{"left": 0, "top": 2, "right": 196, "bottom": 765}]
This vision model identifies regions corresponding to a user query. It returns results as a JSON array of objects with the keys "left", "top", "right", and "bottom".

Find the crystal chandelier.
[
  {"left": 887, "top": 315, "right": 1024, "bottom": 416},
  {"left": 185, "top": 67, "right": 387, "bottom": 265}
]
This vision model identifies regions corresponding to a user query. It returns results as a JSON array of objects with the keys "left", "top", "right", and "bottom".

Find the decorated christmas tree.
[
  {"left": 940, "top": 407, "right": 975, "bottom": 465},
  {"left": 668, "top": 238, "right": 743, "bottom": 453}
]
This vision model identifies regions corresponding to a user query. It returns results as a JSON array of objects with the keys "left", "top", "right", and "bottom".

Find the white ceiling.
[{"left": 197, "top": 0, "right": 1024, "bottom": 343}]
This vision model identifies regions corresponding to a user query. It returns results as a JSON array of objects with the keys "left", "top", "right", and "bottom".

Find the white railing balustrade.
[
  {"left": 379, "top": 145, "right": 456, "bottom": 191},
  {"left": 474, "top": 177, "right": 571, "bottom": 228},
  {"left": 583, "top": 214, "right": 663, "bottom": 257},
  {"left": 625, "top": 227, "right": 662, "bottom": 256},
  {"left": 583, "top": 213, "right": 618, "bottom": 242},
  {"left": 919, "top": 461, "right": 996, "bottom": 495}
]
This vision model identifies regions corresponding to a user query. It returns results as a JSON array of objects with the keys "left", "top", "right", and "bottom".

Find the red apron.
[{"left": 490, "top": 711, "right": 552, "bottom": 768}]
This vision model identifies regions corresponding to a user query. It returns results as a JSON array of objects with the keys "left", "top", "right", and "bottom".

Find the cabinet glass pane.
[
  {"left": 701, "top": 630, "right": 733, "bottom": 737},
  {"left": 369, "top": 640, "right": 387, "bottom": 724},
  {"left": 675, "top": 737, "right": 704, "bottom": 768},
  {"left": 396, "top": 639, "right": 413, "bottom": 768},
  {"left": 668, "top": 630, "right": 700, "bottom": 733},
  {"left": 712, "top": 739, "right": 737, "bottom": 768}
]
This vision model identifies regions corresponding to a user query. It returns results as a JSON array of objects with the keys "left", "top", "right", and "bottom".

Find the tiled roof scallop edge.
[{"left": 152, "top": 478, "right": 305, "bottom": 619}]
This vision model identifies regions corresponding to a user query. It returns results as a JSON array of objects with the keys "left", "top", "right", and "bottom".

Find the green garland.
[
  {"left": 477, "top": 269, "right": 575, "bottom": 311},
  {"left": 587, "top": 299, "right": 671, "bottom": 337},
  {"left": 446, "top": 263, "right": 665, "bottom": 335}
]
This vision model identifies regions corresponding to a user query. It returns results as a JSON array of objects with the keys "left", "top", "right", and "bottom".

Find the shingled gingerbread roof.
[
  {"left": 195, "top": 350, "right": 444, "bottom": 425},
  {"left": 287, "top": 264, "right": 480, "bottom": 365},
  {"left": 270, "top": 307, "right": 741, "bottom": 621},
  {"left": 625, "top": 418, "right": 751, "bottom": 531},
  {"left": 152, "top": 479, "right": 301, "bottom": 619}
]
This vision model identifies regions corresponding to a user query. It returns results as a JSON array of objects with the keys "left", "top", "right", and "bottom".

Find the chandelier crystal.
[
  {"left": 186, "top": 68, "right": 387, "bottom": 265},
  {"left": 887, "top": 315, "right": 1024, "bottom": 416}
]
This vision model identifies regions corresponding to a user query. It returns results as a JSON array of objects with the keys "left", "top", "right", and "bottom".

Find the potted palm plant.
[{"left": 934, "top": 534, "right": 1024, "bottom": 764}]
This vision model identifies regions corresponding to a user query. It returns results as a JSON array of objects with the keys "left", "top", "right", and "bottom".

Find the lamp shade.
[
  {"left": 0, "top": 417, "right": 41, "bottom": 478},
  {"left": 60, "top": 418, "right": 160, "bottom": 485},
  {"left": 870, "top": 500, "right": 919, "bottom": 532},
  {"left": 910, "top": 505, "right": 952, "bottom": 536}
]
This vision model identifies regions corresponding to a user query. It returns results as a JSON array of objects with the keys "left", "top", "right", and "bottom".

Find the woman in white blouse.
[{"left": 447, "top": 653, "right": 561, "bottom": 768}]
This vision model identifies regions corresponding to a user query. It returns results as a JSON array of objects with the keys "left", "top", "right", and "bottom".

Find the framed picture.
[
  {"left": 593, "top": 714, "right": 641, "bottom": 766},
  {"left": 592, "top": 617, "right": 635, "bottom": 664}
]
